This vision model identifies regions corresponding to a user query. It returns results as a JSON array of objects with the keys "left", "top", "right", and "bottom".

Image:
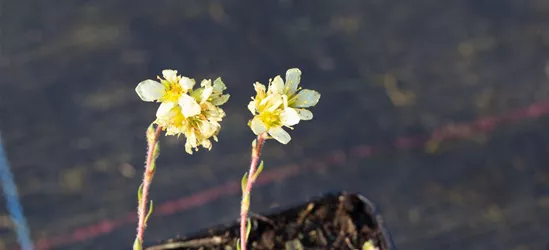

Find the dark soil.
[{"left": 146, "top": 193, "right": 394, "bottom": 250}]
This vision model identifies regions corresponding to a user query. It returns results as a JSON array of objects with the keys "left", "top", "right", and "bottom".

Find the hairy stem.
[
  {"left": 136, "top": 125, "right": 162, "bottom": 244},
  {"left": 240, "top": 133, "right": 266, "bottom": 250}
]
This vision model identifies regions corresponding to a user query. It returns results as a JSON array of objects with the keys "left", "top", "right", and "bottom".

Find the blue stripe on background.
[{"left": 0, "top": 134, "right": 34, "bottom": 250}]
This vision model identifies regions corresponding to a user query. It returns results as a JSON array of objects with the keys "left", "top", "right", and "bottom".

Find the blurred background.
[{"left": 1, "top": 0, "right": 549, "bottom": 249}]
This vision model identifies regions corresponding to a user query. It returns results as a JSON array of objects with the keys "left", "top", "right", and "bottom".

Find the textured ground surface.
[{"left": 1, "top": 0, "right": 549, "bottom": 249}]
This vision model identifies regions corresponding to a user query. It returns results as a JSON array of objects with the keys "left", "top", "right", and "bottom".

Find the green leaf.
[
  {"left": 152, "top": 142, "right": 160, "bottom": 160},
  {"left": 234, "top": 219, "right": 252, "bottom": 250},
  {"left": 133, "top": 238, "right": 142, "bottom": 250},
  {"left": 149, "top": 162, "right": 156, "bottom": 174},
  {"left": 251, "top": 161, "right": 264, "bottom": 181},
  {"left": 242, "top": 195, "right": 250, "bottom": 208},
  {"left": 144, "top": 200, "right": 154, "bottom": 225},
  {"left": 137, "top": 184, "right": 144, "bottom": 202},
  {"left": 149, "top": 143, "right": 160, "bottom": 173},
  {"left": 241, "top": 172, "right": 248, "bottom": 193},
  {"left": 146, "top": 123, "right": 156, "bottom": 145},
  {"left": 246, "top": 218, "right": 252, "bottom": 239},
  {"left": 236, "top": 239, "right": 242, "bottom": 250}
]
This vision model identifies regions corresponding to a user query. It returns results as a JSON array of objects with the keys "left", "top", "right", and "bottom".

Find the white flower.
[
  {"left": 136, "top": 70, "right": 229, "bottom": 154},
  {"left": 268, "top": 68, "right": 320, "bottom": 121},
  {"left": 248, "top": 68, "right": 320, "bottom": 144},
  {"left": 136, "top": 69, "right": 202, "bottom": 119}
]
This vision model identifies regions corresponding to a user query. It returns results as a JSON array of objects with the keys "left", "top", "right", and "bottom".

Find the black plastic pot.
[{"left": 146, "top": 192, "right": 396, "bottom": 250}]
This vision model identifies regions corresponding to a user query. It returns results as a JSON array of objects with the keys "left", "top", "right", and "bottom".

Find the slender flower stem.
[
  {"left": 136, "top": 125, "right": 162, "bottom": 244},
  {"left": 240, "top": 133, "right": 266, "bottom": 250}
]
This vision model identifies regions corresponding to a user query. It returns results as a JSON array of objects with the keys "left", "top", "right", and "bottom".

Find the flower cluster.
[
  {"left": 135, "top": 70, "right": 229, "bottom": 154},
  {"left": 247, "top": 68, "right": 320, "bottom": 144},
  {"left": 133, "top": 67, "right": 322, "bottom": 250}
]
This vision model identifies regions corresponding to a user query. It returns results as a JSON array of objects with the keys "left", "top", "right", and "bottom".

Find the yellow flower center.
[
  {"left": 159, "top": 81, "right": 184, "bottom": 103},
  {"left": 171, "top": 107, "right": 186, "bottom": 126},
  {"left": 258, "top": 109, "right": 282, "bottom": 128}
]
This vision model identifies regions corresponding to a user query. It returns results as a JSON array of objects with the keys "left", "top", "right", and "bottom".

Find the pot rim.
[
  {"left": 354, "top": 193, "right": 397, "bottom": 250},
  {"left": 144, "top": 192, "right": 397, "bottom": 250}
]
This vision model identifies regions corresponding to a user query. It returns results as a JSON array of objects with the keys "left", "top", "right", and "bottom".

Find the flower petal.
[
  {"left": 248, "top": 100, "right": 257, "bottom": 114},
  {"left": 205, "top": 105, "right": 225, "bottom": 121},
  {"left": 184, "top": 140, "right": 194, "bottom": 155},
  {"left": 178, "top": 94, "right": 201, "bottom": 117},
  {"left": 162, "top": 70, "right": 178, "bottom": 83},
  {"left": 269, "top": 76, "right": 284, "bottom": 94},
  {"left": 269, "top": 127, "right": 291, "bottom": 144},
  {"left": 296, "top": 108, "right": 313, "bottom": 120},
  {"left": 284, "top": 68, "right": 301, "bottom": 95},
  {"left": 250, "top": 116, "right": 267, "bottom": 135},
  {"left": 201, "top": 139, "right": 212, "bottom": 150},
  {"left": 201, "top": 79, "right": 212, "bottom": 87},
  {"left": 156, "top": 102, "right": 175, "bottom": 118},
  {"left": 213, "top": 78, "right": 227, "bottom": 93},
  {"left": 291, "top": 89, "right": 321, "bottom": 108},
  {"left": 179, "top": 77, "right": 195, "bottom": 91},
  {"left": 262, "top": 94, "right": 284, "bottom": 112},
  {"left": 212, "top": 94, "right": 230, "bottom": 106},
  {"left": 135, "top": 80, "right": 165, "bottom": 102},
  {"left": 201, "top": 83, "right": 213, "bottom": 103},
  {"left": 199, "top": 120, "right": 216, "bottom": 137},
  {"left": 254, "top": 82, "right": 266, "bottom": 93},
  {"left": 280, "top": 107, "right": 300, "bottom": 126},
  {"left": 190, "top": 87, "right": 203, "bottom": 100}
]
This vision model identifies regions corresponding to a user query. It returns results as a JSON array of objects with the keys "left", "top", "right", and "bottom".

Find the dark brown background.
[{"left": 1, "top": 0, "right": 549, "bottom": 249}]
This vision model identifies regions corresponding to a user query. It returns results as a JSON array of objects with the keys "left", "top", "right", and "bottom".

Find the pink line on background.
[{"left": 30, "top": 101, "right": 549, "bottom": 250}]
